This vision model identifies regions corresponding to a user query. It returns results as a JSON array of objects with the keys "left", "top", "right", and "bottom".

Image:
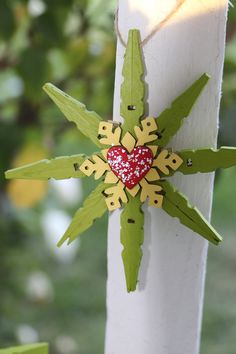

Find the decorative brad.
[{"left": 5, "top": 30, "right": 236, "bottom": 292}]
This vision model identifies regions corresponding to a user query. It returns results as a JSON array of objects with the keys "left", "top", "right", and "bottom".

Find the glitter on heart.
[{"left": 107, "top": 146, "right": 154, "bottom": 189}]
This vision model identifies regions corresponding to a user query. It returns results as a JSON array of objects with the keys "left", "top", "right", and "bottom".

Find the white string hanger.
[{"left": 114, "top": 0, "right": 187, "bottom": 47}]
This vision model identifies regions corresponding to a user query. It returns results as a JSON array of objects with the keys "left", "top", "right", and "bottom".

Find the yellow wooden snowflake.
[{"left": 80, "top": 118, "right": 183, "bottom": 211}]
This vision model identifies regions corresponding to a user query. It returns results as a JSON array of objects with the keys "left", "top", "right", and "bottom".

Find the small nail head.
[{"left": 187, "top": 158, "right": 193, "bottom": 167}]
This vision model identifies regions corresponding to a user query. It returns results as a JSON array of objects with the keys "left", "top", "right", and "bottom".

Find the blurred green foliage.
[
  {"left": 0, "top": 1, "right": 236, "bottom": 354},
  {"left": 0, "top": 1, "right": 115, "bottom": 353}
]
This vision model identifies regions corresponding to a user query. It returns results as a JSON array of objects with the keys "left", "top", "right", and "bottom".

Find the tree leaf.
[
  {"left": 18, "top": 48, "right": 51, "bottom": 101},
  {"left": 5, "top": 154, "right": 87, "bottom": 180},
  {"left": 120, "top": 29, "right": 145, "bottom": 134},
  {"left": 156, "top": 74, "right": 209, "bottom": 147},
  {"left": 57, "top": 182, "right": 108, "bottom": 246},
  {"left": 43, "top": 83, "right": 103, "bottom": 148},
  {"left": 159, "top": 180, "right": 222, "bottom": 245},
  {"left": 0, "top": 343, "right": 48, "bottom": 354},
  {"left": 0, "top": 0, "right": 16, "bottom": 40},
  {"left": 120, "top": 196, "right": 144, "bottom": 292},
  {"left": 178, "top": 147, "right": 236, "bottom": 174}
]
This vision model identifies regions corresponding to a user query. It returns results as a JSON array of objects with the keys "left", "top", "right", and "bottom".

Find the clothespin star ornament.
[{"left": 5, "top": 30, "right": 236, "bottom": 292}]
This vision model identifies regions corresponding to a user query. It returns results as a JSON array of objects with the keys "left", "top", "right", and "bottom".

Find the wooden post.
[{"left": 105, "top": 0, "right": 228, "bottom": 353}]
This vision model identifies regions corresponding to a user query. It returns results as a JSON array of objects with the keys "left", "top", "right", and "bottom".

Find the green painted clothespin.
[
  {"left": 5, "top": 29, "right": 236, "bottom": 292},
  {"left": 0, "top": 343, "right": 48, "bottom": 354}
]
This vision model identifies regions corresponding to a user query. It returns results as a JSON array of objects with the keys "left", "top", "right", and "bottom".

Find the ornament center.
[{"left": 107, "top": 146, "right": 153, "bottom": 189}]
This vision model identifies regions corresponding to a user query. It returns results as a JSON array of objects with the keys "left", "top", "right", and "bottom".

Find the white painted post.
[{"left": 105, "top": 1, "right": 228, "bottom": 354}]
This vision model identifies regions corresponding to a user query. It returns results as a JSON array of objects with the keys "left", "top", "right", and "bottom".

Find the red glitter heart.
[{"left": 107, "top": 146, "right": 154, "bottom": 189}]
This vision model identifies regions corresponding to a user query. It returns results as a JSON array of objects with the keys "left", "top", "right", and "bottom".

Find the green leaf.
[
  {"left": 120, "top": 29, "right": 145, "bottom": 134},
  {"left": 0, "top": 343, "right": 48, "bottom": 354},
  {"left": 120, "top": 196, "right": 144, "bottom": 292},
  {"left": 0, "top": 1, "right": 16, "bottom": 40},
  {"left": 5, "top": 154, "right": 87, "bottom": 180},
  {"left": 33, "top": 8, "right": 69, "bottom": 47},
  {"left": 57, "top": 182, "right": 108, "bottom": 246},
  {"left": 156, "top": 73, "right": 210, "bottom": 147},
  {"left": 159, "top": 180, "right": 222, "bottom": 245},
  {"left": 18, "top": 48, "right": 51, "bottom": 101},
  {"left": 178, "top": 147, "right": 236, "bottom": 174},
  {"left": 43, "top": 83, "right": 103, "bottom": 148}
]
